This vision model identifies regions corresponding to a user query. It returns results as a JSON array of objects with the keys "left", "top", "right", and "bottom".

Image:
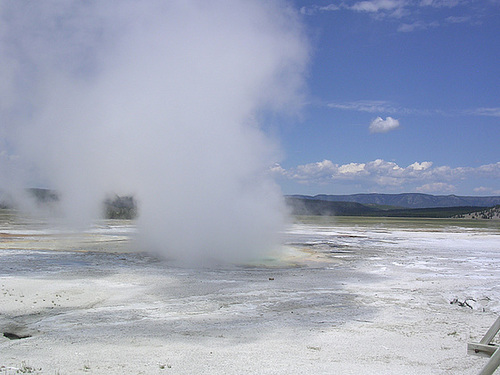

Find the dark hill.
[
  {"left": 288, "top": 193, "right": 500, "bottom": 209},
  {"left": 285, "top": 196, "right": 484, "bottom": 218},
  {"left": 285, "top": 197, "right": 382, "bottom": 216}
]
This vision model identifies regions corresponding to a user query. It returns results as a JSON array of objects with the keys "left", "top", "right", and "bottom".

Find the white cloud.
[
  {"left": 397, "top": 20, "right": 440, "bottom": 32},
  {"left": 302, "top": 0, "right": 490, "bottom": 32},
  {"left": 269, "top": 163, "right": 286, "bottom": 175},
  {"left": 367, "top": 159, "right": 403, "bottom": 172},
  {"left": 369, "top": 116, "right": 400, "bottom": 133},
  {"left": 445, "top": 16, "right": 471, "bottom": 24},
  {"left": 321, "top": 4, "right": 341, "bottom": 11},
  {"left": 350, "top": 0, "right": 404, "bottom": 13},
  {"left": 279, "top": 160, "right": 340, "bottom": 184},
  {"left": 328, "top": 100, "right": 399, "bottom": 113},
  {"left": 279, "top": 159, "right": 500, "bottom": 193},
  {"left": 327, "top": 101, "right": 500, "bottom": 120},
  {"left": 408, "top": 161, "right": 433, "bottom": 171},
  {"left": 477, "top": 162, "right": 500, "bottom": 177},
  {"left": 473, "top": 187, "right": 500, "bottom": 195},
  {"left": 472, "top": 107, "right": 500, "bottom": 117},
  {"left": 338, "top": 163, "right": 367, "bottom": 175},
  {"left": 328, "top": 99, "right": 430, "bottom": 115},
  {"left": 416, "top": 182, "right": 456, "bottom": 193},
  {"left": 474, "top": 186, "right": 494, "bottom": 194},
  {"left": 296, "top": 159, "right": 337, "bottom": 176},
  {"left": 374, "top": 175, "right": 404, "bottom": 186},
  {"left": 397, "top": 22, "right": 423, "bottom": 32},
  {"left": 301, "top": 1, "right": 405, "bottom": 16},
  {"left": 300, "top": 4, "right": 340, "bottom": 15},
  {"left": 419, "top": 0, "right": 462, "bottom": 8},
  {"left": 282, "top": 159, "right": 423, "bottom": 183}
]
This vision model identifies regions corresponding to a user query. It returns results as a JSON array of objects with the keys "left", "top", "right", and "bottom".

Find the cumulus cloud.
[
  {"left": 277, "top": 159, "right": 424, "bottom": 183},
  {"left": 408, "top": 161, "right": 433, "bottom": 171},
  {"left": 477, "top": 162, "right": 500, "bottom": 177},
  {"left": 369, "top": 116, "right": 400, "bottom": 133},
  {"left": 274, "top": 159, "right": 500, "bottom": 194},
  {"left": 293, "top": 160, "right": 337, "bottom": 181},
  {"left": 338, "top": 162, "right": 367, "bottom": 175}
]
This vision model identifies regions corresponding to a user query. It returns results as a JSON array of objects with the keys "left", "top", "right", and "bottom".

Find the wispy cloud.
[
  {"left": 474, "top": 186, "right": 500, "bottom": 195},
  {"left": 300, "top": 4, "right": 340, "bottom": 15},
  {"left": 327, "top": 100, "right": 500, "bottom": 118},
  {"left": 470, "top": 107, "right": 500, "bottom": 117},
  {"left": 419, "top": 0, "right": 463, "bottom": 8},
  {"left": 301, "top": 0, "right": 466, "bottom": 15},
  {"left": 349, "top": 0, "right": 405, "bottom": 13},
  {"left": 300, "top": 1, "right": 407, "bottom": 17},
  {"left": 369, "top": 116, "right": 400, "bottom": 133},
  {"left": 445, "top": 15, "right": 471, "bottom": 23},
  {"left": 397, "top": 20, "right": 439, "bottom": 32},
  {"left": 327, "top": 99, "right": 430, "bottom": 116},
  {"left": 301, "top": 1, "right": 492, "bottom": 32},
  {"left": 273, "top": 159, "right": 500, "bottom": 193},
  {"left": 328, "top": 100, "right": 400, "bottom": 114}
]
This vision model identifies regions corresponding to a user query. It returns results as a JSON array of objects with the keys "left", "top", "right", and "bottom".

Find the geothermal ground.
[{"left": 0, "top": 212, "right": 499, "bottom": 374}]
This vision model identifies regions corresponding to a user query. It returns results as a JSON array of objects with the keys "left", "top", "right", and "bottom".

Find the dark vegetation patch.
[
  {"left": 285, "top": 197, "right": 488, "bottom": 218},
  {"left": 3, "top": 332, "right": 31, "bottom": 340},
  {"left": 10, "top": 189, "right": 138, "bottom": 219},
  {"left": 103, "top": 195, "right": 137, "bottom": 219}
]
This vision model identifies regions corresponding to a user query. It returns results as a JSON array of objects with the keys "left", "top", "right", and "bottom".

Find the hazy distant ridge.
[{"left": 288, "top": 193, "right": 500, "bottom": 209}]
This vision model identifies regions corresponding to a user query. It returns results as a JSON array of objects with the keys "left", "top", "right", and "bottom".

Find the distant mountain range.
[
  {"left": 287, "top": 193, "right": 500, "bottom": 209},
  {"left": 2, "top": 190, "right": 500, "bottom": 219}
]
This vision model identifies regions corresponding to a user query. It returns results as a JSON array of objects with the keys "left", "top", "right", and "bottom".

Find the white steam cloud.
[{"left": 0, "top": 1, "right": 309, "bottom": 263}]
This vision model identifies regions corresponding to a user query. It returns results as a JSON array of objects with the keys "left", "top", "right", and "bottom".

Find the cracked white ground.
[{"left": 1, "top": 215, "right": 499, "bottom": 374}]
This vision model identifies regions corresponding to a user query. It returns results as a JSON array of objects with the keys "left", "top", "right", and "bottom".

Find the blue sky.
[{"left": 273, "top": 0, "right": 500, "bottom": 196}]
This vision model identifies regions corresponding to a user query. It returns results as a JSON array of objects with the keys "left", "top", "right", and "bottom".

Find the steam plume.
[{"left": 0, "top": 1, "right": 309, "bottom": 262}]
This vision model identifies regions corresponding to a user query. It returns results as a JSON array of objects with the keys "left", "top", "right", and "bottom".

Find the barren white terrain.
[{"left": 1, "top": 214, "right": 499, "bottom": 374}]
